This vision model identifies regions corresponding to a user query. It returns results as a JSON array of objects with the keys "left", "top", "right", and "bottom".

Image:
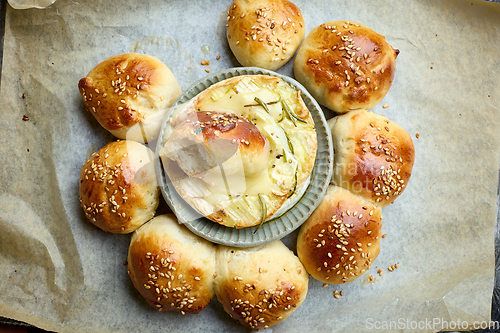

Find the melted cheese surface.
[{"left": 161, "top": 75, "right": 317, "bottom": 228}]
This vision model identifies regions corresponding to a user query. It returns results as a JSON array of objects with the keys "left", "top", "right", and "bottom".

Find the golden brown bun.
[
  {"left": 78, "top": 53, "right": 181, "bottom": 143},
  {"left": 297, "top": 185, "right": 382, "bottom": 284},
  {"left": 294, "top": 20, "right": 398, "bottom": 113},
  {"left": 127, "top": 214, "right": 217, "bottom": 314},
  {"left": 328, "top": 110, "right": 415, "bottom": 207},
  {"left": 163, "top": 111, "right": 269, "bottom": 178},
  {"left": 79, "top": 140, "right": 159, "bottom": 234},
  {"left": 160, "top": 75, "right": 317, "bottom": 228},
  {"left": 226, "top": 0, "right": 305, "bottom": 71},
  {"left": 215, "top": 240, "right": 308, "bottom": 330}
]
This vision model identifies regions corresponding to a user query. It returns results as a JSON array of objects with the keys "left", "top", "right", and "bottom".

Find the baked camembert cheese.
[{"left": 159, "top": 75, "right": 317, "bottom": 228}]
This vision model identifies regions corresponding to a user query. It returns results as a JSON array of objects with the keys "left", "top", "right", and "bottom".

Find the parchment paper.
[
  {"left": 0, "top": 0, "right": 499, "bottom": 332},
  {"left": 7, "top": 0, "right": 56, "bottom": 9}
]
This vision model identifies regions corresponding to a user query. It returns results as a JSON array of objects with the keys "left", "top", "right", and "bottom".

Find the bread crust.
[
  {"left": 127, "top": 214, "right": 217, "bottom": 314},
  {"left": 78, "top": 53, "right": 181, "bottom": 142},
  {"left": 294, "top": 20, "right": 398, "bottom": 113},
  {"left": 164, "top": 111, "right": 269, "bottom": 178},
  {"left": 79, "top": 140, "right": 159, "bottom": 233},
  {"left": 297, "top": 185, "right": 382, "bottom": 284},
  {"left": 328, "top": 110, "right": 415, "bottom": 207},
  {"left": 226, "top": 0, "right": 305, "bottom": 70},
  {"left": 215, "top": 240, "right": 308, "bottom": 329}
]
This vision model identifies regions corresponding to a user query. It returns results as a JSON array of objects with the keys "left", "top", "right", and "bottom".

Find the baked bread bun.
[
  {"left": 127, "top": 214, "right": 217, "bottom": 314},
  {"left": 226, "top": 0, "right": 305, "bottom": 71},
  {"left": 215, "top": 240, "right": 309, "bottom": 330},
  {"left": 293, "top": 20, "right": 398, "bottom": 113},
  {"left": 159, "top": 75, "right": 317, "bottom": 228},
  {"left": 78, "top": 53, "right": 182, "bottom": 143},
  {"left": 328, "top": 110, "right": 414, "bottom": 207},
  {"left": 79, "top": 140, "right": 159, "bottom": 233},
  {"left": 297, "top": 185, "right": 382, "bottom": 284}
]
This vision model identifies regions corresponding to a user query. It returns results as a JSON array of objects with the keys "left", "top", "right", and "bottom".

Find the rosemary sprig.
[
  {"left": 243, "top": 99, "right": 280, "bottom": 108},
  {"left": 283, "top": 130, "right": 295, "bottom": 155},
  {"left": 253, "top": 97, "right": 271, "bottom": 113},
  {"left": 280, "top": 96, "right": 308, "bottom": 126},
  {"left": 288, "top": 171, "right": 298, "bottom": 199},
  {"left": 253, "top": 194, "right": 267, "bottom": 234}
]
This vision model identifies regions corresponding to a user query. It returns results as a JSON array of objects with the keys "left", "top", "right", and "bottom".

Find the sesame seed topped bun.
[
  {"left": 127, "top": 214, "right": 217, "bottom": 314},
  {"left": 163, "top": 111, "right": 270, "bottom": 179},
  {"left": 78, "top": 53, "right": 182, "bottom": 143},
  {"left": 297, "top": 185, "right": 382, "bottom": 284},
  {"left": 328, "top": 110, "right": 415, "bottom": 208},
  {"left": 215, "top": 240, "right": 309, "bottom": 330},
  {"left": 79, "top": 140, "right": 159, "bottom": 234},
  {"left": 226, "top": 0, "right": 306, "bottom": 71},
  {"left": 294, "top": 20, "right": 398, "bottom": 113}
]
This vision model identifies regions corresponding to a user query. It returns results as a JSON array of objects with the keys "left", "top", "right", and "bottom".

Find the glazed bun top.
[
  {"left": 294, "top": 20, "right": 398, "bottom": 113},
  {"left": 215, "top": 240, "right": 309, "bottom": 330},
  {"left": 297, "top": 185, "right": 382, "bottom": 284},
  {"left": 79, "top": 140, "right": 159, "bottom": 234},
  {"left": 226, "top": 0, "right": 306, "bottom": 71},
  {"left": 127, "top": 214, "right": 217, "bottom": 314},
  {"left": 328, "top": 109, "right": 414, "bottom": 207},
  {"left": 78, "top": 53, "right": 181, "bottom": 143},
  {"left": 162, "top": 111, "right": 270, "bottom": 179}
]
